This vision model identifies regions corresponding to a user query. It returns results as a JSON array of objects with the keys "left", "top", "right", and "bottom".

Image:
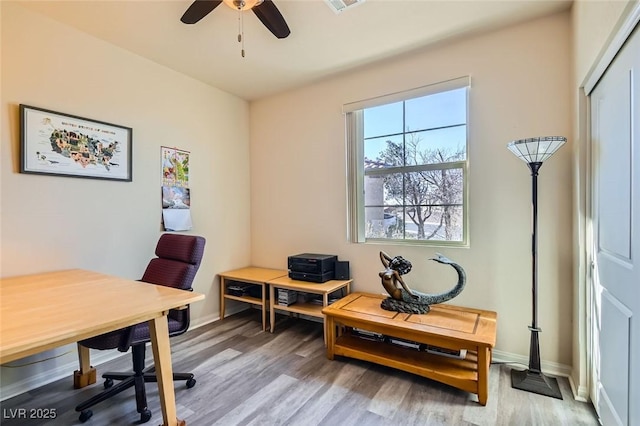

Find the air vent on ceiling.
[{"left": 324, "top": 0, "right": 365, "bottom": 14}]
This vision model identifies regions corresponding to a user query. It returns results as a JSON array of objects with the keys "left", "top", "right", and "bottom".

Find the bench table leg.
[{"left": 477, "top": 346, "right": 490, "bottom": 406}]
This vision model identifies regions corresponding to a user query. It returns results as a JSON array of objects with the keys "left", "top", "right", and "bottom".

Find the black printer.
[{"left": 287, "top": 253, "right": 337, "bottom": 283}]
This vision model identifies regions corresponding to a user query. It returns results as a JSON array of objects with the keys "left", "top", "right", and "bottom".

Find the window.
[{"left": 345, "top": 77, "right": 469, "bottom": 245}]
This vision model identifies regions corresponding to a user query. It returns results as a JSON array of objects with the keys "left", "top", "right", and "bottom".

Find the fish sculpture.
[{"left": 379, "top": 251, "right": 466, "bottom": 314}]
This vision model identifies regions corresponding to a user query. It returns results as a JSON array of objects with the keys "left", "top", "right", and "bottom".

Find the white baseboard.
[
  {"left": 492, "top": 349, "right": 573, "bottom": 377},
  {"left": 568, "top": 375, "right": 590, "bottom": 402},
  {"left": 190, "top": 304, "right": 246, "bottom": 329},
  {"left": 189, "top": 313, "right": 220, "bottom": 330}
]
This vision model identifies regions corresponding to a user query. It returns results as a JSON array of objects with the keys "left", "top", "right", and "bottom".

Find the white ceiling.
[{"left": 17, "top": 0, "right": 572, "bottom": 101}]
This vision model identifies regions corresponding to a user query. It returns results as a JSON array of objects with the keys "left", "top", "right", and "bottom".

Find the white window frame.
[{"left": 345, "top": 76, "right": 470, "bottom": 246}]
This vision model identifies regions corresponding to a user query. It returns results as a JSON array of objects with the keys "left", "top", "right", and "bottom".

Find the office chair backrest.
[
  {"left": 141, "top": 234, "right": 205, "bottom": 291},
  {"left": 79, "top": 234, "right": 206, "bottom": 352},
  {"left": 128, "top": 233, "right": 206, "bottom": 349}
]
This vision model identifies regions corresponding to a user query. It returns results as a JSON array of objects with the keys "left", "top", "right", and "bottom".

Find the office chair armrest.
[
  {"left": 171, "top": 288, "right": 193, "bottom": 310},
  {"left": 172, "top": 305, "right": 189, "bottom": 310},
  {"left": 117, "top": 326, "right": 135, "bottom": 352}
]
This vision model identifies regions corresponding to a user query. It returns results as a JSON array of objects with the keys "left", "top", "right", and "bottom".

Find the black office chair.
[{"left": 75, "top": 233, "right": 206, "bottom": 423}]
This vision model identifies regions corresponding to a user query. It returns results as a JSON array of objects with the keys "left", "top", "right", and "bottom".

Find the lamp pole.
[
  {"left": 528, "top": 161, "right": 542, "bottom": 374},
  {"left": 507, "top": 137, "right": 565, "bottom": 399}
]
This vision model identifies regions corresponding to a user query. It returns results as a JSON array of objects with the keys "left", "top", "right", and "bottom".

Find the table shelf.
[
  {"left": 224, "top": 294, "right": 264, "bottom": 306},
  {"left": 272, "top": 301, "right": 324, "bottom": 317},
  {"left": 334, "top": 334, "right": 479, "bottom": 394}
]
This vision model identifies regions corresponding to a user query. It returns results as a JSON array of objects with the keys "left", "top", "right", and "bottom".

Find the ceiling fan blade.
[
  {"left": 181, "top": 0, "right": 223, "bottom": 24},
  {"left": 252, "top": 0, "right": 290, "bottom": 39}
]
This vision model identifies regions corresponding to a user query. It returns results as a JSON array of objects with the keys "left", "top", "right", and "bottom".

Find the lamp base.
[{"left": 511, "top": 368, "right": 563, "bottom": 399}]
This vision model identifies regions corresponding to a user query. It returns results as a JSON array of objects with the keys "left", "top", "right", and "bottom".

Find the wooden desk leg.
[
  {"left": 269, "top": 284, "right": 275, "bottom": 333},
  {"left": 220, "top": 277, "right": 226, "bottom": 321},
  {"left": 477, "top": 346, "right": 490, "bottom": 406},
  {"left": 261, "top": 283, "right": 267, "bottom": 332},
  {"left": 73, "top": 344, "right": 97, "bottom": 388},
  {"left": 149, "top": 315, "right": 182, "bottom": 426}
]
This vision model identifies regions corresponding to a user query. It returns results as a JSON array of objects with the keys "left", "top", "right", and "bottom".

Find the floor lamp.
[{"left": 507, "top": 136, "right": 566, "bottom": 399}]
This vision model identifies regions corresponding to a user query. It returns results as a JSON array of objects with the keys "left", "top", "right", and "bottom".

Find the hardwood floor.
[{"left": 0, "top": 310, "right": 599, "bottom": 425}]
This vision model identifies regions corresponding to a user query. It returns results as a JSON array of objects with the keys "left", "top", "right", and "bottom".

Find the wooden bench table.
[{"left": 322, "top": 292, "right": 497, "bottom": 405}]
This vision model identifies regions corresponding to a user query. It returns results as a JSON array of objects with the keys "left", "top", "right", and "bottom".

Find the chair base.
[
  {"left": 75, "top": 344, "right": 195, "bottom": 423},
  {"left": 101, "top": 370, "right": 195, "bottom": 386}
]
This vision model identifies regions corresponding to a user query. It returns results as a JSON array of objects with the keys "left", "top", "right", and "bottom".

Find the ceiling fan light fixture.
[
  {"left": 222, "top": 0, "right": 263, "bottom": 11},
  {"left": 181, "top": 0, "right": 290, "bottom": 39}
]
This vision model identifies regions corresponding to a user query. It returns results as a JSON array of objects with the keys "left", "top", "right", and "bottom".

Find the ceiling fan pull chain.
[
  {"left": 241, "top": 7, "right": 245, "bottom": 57},
  {"left": 236, "top": 3, "right": 245, "bottom": 57}
]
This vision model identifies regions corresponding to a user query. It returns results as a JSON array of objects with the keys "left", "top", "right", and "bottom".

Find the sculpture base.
[
  {"left": 511, "top": 368, "right": 563, "bottom": 399},
  {"left": 381, "top": 298, "right": 431, "bottom": 314}
]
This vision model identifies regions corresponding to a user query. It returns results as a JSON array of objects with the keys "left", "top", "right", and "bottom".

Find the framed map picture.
[{"left": 20, "top": 104, "right": 132, "bottom": 181}]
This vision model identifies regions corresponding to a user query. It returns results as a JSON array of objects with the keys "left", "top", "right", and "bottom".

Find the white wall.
[
  {"left": 0, "top": 2, "right": 251, "bottom": 397},
  {"left": 250, "top": 12, "right": 573, "bottom": 368}
]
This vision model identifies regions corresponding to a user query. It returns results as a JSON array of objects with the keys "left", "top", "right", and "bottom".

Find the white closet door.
[{"left": 590, "top": 23, "right": 640, "bottom": 426}]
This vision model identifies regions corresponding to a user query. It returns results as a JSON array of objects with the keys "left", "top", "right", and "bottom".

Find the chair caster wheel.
[
  {"left": 79, "top": 410, "right": 93, "bottom": 423},
  {"left": 104, "top": 378, "right": 114, "bottom": 389},
  {"left": 140, "top": 409, "right": 152, "bottom": 423},
  {"left": 186, "top": 378, "right": 196, "bottom": 388}
]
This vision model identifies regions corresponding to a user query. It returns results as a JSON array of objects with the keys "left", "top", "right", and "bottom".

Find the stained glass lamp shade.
[{"left": 507, "top": 136, "right": 566, "bottom": 164}]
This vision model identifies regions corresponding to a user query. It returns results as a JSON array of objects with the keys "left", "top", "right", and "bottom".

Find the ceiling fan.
[{"left": 181, "top": 0, "right": 291, "bottom": 39}]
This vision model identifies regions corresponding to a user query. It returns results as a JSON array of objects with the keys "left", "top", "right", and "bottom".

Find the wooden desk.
[
  {"left": 218, "top": 267, "right": 288, "bottom": 331},
  {"left": 0, "top": 269, "right": 204, "bottom": 426},
  {"left": 322, "top": 292, "right": 497, "bottom": 405}
]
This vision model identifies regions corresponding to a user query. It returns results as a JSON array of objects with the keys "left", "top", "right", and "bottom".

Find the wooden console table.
[
  {"left": 218, "top": 267, "right": 288, "bottom": 331},
  {"left": 322, "top": 292, "right": 497, "bottom": 405}
]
